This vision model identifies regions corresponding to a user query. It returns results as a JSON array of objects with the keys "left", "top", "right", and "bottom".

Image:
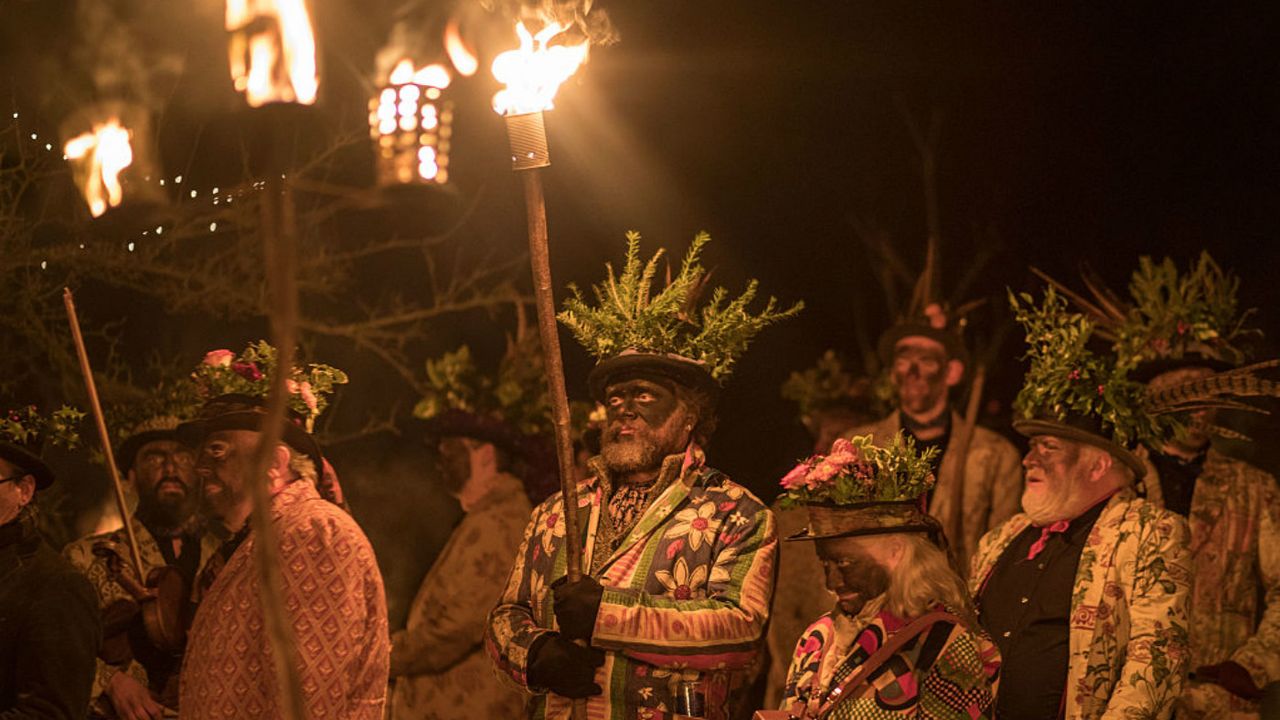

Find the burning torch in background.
[
  {"left": 492, "top": 20, "right": 590, "bottom": 597},
  {"left": 61, "top": 102, "right": 164, "bottom": 219}
]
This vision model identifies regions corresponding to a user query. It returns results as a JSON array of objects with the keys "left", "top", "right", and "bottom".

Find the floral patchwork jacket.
[
  {"left": 780, "top": 601, "right": 1001, "bottom": 719},
  {"left": 1139, "top": 448, "right": 1280, "bottom": 719},
  {"left": 970, "top": 488, "right": 1193, "bottom": 720},
  {"left": 486, "top": 446, "right": 777, "bottom": 720}
]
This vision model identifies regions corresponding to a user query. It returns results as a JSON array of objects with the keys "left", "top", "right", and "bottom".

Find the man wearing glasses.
[{"left": 65, "top": 416, "right": 221, "bottom": 720}]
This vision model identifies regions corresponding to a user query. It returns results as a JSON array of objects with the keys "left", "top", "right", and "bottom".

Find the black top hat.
[
  {"left": 0, "top": 441, "right": 54, "bottom": 490},
  {"left": 116, "top": 416, "right": 184, "bottom": 474},
  {"left": 877, "top": 321, "right": 968, "bottom": 366},
  {"left": 176, "top": 393, "right": 323, "bottom": 473},
  {"left": 414, "top": 408, "right": 527, "bottom": 456},
  {"left": 586, "top": 351, "right": 720, "bottom": 403},
  {"left": 1012, "top": 410, "right": 1147, "bottom": 480}
]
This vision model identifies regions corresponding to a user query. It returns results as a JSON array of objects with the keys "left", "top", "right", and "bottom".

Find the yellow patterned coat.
[
  {"left": 1138, "top": 448, "right": 1280, "bottom": 719},
  {"left": 970, "top": 488, "right": 1192, "bottom": 720},
  {"left": 63, "top": 513, "right": 221, "bottom": 715}
]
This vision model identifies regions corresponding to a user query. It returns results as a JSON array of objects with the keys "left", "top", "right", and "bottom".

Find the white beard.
[{"left": 1021, "top": 480, "right": 1081, "bottom": 525}]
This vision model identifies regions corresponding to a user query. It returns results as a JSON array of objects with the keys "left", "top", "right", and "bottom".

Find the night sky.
[{"left": 4, "top": 1, "right": 1278, "bottom": 622}]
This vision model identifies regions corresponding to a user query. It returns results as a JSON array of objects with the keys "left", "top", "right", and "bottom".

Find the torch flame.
[
  {"left": 491, "top": 22, "right": 588, "bottom": 116},
  {"left": 444, "top": 19, "right": 478, "bottom": 77},
  {"left": 63, "top": 120, "right": 133, "bottom": 218},
  {"left": 226, "top": 0, "right": 318, "bottom": 106}
]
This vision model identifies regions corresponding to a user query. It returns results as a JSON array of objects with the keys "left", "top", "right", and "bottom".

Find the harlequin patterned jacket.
[
  {"left": 970, "top": 488, "right": 1193, "bottom": 720},
  {"left": 179, "top": 480, "right": 390, "bottom": 719},
  {"left": 780, "top": 600, "right": 1000, "bottom": 719},
  {"left": 1138, "top": 448, "right": 1280, "bottom": 720},
  {"left": 846, "top": 411, "right": 1024, "bottom": 573},
  {"left": 485, "top": 446, "right": 777, "bottom": 720}
]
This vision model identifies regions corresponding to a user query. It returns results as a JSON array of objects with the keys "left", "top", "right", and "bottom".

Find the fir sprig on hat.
[
  {"left": 778, "top": 433, "right": 938, "bottom": 509},
  {"left": 558, "top": 231, "right": 803, "bottom": 381},
  {"left": 1009, "top": 287, "right": 1171, "bottom": 448},
  {"left": 193, "top": 341, "right": 348, "bottom": 431},
  {"left": 1118, "top": 252, "right": 1259, "bottom": 368},
  {"left": 781, "top": 350, "right": 880, "bottom": 427},
  {"left": 0, "top": 405, "right": 85, "bottom": 450}
]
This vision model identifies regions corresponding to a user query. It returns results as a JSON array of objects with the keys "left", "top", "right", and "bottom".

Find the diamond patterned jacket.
[
  {"left": 486, "top": 446, "right": 777, "bottom": 720},
  {"left": 179, "top": 480, "right": 390, "bottom": 719}
]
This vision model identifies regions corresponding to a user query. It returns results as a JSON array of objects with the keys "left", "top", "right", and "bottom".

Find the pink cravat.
[{"left": 1026, "top": 519, "right": 1070, "bottom": 560}]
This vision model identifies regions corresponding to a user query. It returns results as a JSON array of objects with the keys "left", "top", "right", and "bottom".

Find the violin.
[{"left": 92, "top": 540, "right": 192, "bottom": 709}]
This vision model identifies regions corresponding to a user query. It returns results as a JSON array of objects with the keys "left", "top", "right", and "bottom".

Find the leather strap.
[{"left": 813, "top": 610, "right": 959, "bottom": 718}]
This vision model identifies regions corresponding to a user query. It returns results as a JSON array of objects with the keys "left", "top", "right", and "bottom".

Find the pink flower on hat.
[
  {"left": 232, "top": 362, "right": 263, "bottom": 381},
  {"left": 780, "top": 462, "right": 811, "bottom": 490},
  {"left": 287, "top": 379, "right": 319, "bottom": 414},
  {"left": 806, "top": 460, "right": 840, "bottom": 487},
  {"left": 203, "top": 349, "right": 235, "bottom": 367},
  {"left": 924, "top": 303, "right": 947, "bottom": 329}
]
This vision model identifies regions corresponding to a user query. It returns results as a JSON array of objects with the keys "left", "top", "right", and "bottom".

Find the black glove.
[
  {"left": 527, "top": 633, "right": 605, "bottom": 699},
  {"left": 552, "top": 575, "right": 604, "bottom": 641}
]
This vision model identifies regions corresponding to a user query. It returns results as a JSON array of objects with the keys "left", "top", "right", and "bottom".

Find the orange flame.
[
  {"left": 444, "top": 19, "right": 478, "bottom": 77},
  {"left": 63, "top": 119, "right": 133, "bottom": 218},
  {"left": 491, "top": 22, "right": 588, "bottom": 115},
  {"left": 225, "top": 0, "right": 318, "bottom": 106}
]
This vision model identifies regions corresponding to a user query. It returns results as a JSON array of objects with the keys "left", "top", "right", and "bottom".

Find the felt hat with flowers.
[
  {"left": 176, "top": 341, "right": 348, "bottom": 472},
  {"left": 559, "top": 231, "right": 803, "bottom": 402},
  {"left": 0, "top": 405, "right": 85, "bottom": 490},
  {"left": 778, "top": 432, "right": 942, "bottom": 542}
]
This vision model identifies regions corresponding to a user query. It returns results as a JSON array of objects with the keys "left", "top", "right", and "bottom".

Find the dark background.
[{"left": 3, "top": 1, "right": 1278, "bottom": 624}]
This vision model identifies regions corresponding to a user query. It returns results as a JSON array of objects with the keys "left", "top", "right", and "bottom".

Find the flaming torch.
[
  {"left": 226, "top": 0, "right": 318, "bottom": 107},
  {"left": 492, "top": 18, "right": 590, "bottom": 656},
  {"left": 61, "top": 102, "right": 163, "bottom": 219}
]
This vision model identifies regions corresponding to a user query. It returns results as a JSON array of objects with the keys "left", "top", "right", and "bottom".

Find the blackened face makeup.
[{"left": 600, "top": 376, "right": 692, "bottom": 477}]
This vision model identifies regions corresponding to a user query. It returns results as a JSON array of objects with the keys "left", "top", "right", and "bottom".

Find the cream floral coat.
[
  {"left": 970, "top": 488, "right": 1193, "bottom": 720},
  {"left": 847, "top": 412, "right": 1023, "bottom": 572},
  {"left": 1139, "top": 448, "right": 1280, "bottom": 719},
  {"left": 486, "top": 446, "right": 777, "bottom": 720}
]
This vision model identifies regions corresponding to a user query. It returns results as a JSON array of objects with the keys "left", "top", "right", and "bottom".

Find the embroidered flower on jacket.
[
  {"left": 654, "top": 557, "right": 708, "bottom": 600},
  {"left": 664, "top": 501, "right": 721, "bottom": 551}
]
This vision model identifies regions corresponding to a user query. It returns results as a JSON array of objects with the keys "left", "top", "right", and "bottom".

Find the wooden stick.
[
  {"left": 521, "top": 170, "right": 588, "bottom": 720},
  {"left": 250, "top": 177, "right": 308, "bottom": 720},
  {"left": 946, "top": 363, "right": 986, "bottom": 568},
  {"left": 63, "top": 288, "right": 146, "bottom": 581},
  {"left": 521, "top": 170, "right": 584, "bottom": 582}
]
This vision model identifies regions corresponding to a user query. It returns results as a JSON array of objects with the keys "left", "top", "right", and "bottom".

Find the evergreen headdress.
[
  {"left": 780, "top": 350, "right": 880, "bottom": 432},
  {"left": 559, "top": 231, "right": 803, "bottom": 401},
  {"left": 779, "top": 433, "right": 942, "bottom": 543},
  {"left": 109, "top": 379, "right": 204, "bottom": 473},
  {"left": 1034, "top": 252, "right": 1261, "bottom": 380},
  {"left": 0, "top": 405, "right": 85, "bottom": 489}
]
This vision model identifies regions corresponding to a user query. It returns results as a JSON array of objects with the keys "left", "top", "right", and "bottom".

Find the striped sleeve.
[{"left": 590, "top": 504, "right": 776, "bottom": 670}]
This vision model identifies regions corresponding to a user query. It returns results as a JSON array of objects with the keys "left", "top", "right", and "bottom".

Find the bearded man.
[
  {"left": 487, "top": 233, "right": 794, "bottom": 720},
  {"left": 176, "top": 393, "right": 389, "bottom": 719},
  {"left": 65, "top": 417, "right": 221, "bottom": 720},
  {"left": 849, "top": 306, "right": 1022, "bottom": 571},
  {"left": 969, "top": 289, "right": 1192, "bottom": 720}
]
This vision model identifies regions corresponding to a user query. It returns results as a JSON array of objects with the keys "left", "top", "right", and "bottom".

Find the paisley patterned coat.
[
  {"left": 846, "top": 412, "right": 1024, "bottom": 572},
  {"left": 179, "top": 480, "right": 390, "bottom": 719},
  {"left": 970, "top": 488, "right": 1193, "bottom": 720},
  {"left": 64, "top": 513, "right": 221, "bottom": 714},
  {"left": 780, "top": 602, "right": 1000, "bottom": 719},
  {"left": 486, "top": 447, "right": 777, "bottom": 720},
  {"left": 388, "top": 472, "right": 532, "bottom": 720},
  {"left": 1138, "top": 448, "right": 1280, "bottom": 719}
]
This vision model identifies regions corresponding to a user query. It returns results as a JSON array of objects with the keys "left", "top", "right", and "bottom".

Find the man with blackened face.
[
  {"left": 600, "top": 375, "right": 694, "bottom": 478},
  {"left": 846, "top": 308, "right": 1023, "bottom": 571},
  {"left": 64, "top": 417, "right": 220, "bottom": 719}
]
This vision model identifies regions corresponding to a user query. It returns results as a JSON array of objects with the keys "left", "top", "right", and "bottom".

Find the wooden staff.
[
  {"left": 63, "top": 288, "right": 146, "bottom": 580},
  {"left": 945, "top": 363, "right": 985, "bottom": 566}
]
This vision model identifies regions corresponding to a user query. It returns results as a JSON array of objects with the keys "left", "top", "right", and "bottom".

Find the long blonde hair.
[{"left": 883, "top": 534, "right": 975, "bottom": 622}]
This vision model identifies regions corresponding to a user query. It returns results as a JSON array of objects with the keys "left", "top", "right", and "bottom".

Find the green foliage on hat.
[
  {"left": 781, "top": 350, "right": 880, "bottom": 426},
  {"left": 778, "top": 432, "right": 938, "bottom": 509},
  {"left": 559, "top": 231, "right": 803, "bottom": 381},
  {"left": 1117, "top": 252, "right": 1259, "bottom": 368},
  {"left": 1010, "top": 288, "right": 1173, "bottom": 448},
  {"left": 0, "top": 405, "right": 85, "bottom": 450},
  {"left": 193, "top": 341, "right": 348, "bottom": 431}
]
